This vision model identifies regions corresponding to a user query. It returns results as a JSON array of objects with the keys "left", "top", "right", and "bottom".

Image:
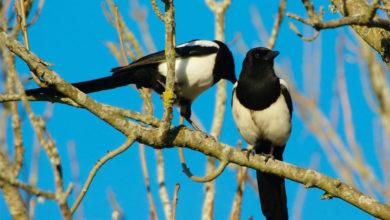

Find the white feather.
[
  {"left": 279, "top": 78, "right": 289, "bottom": 89},
  {"left": 232, "top": 87, "right": 291, "bottom": 147},
  {"left": 177, "top": 40, "right": 219, "bottom": 49},
  {"left": 157, "top": 54, "right": 217, "bottom": 100}
]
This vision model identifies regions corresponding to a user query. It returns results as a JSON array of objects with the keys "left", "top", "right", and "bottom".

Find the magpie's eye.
[{"left": 254, "top": 53, "right": 261, "bottom": 59}]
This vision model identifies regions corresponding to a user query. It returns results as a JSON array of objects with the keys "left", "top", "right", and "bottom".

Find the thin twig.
[
  {"left": 71, "top": 138, "right": 135, "bottom": 214},
  {"left": 151, "top": 0, "right": 164, "bottom": 21},
  {"left": 131, "top": 0, "right": 157, "bottom": 53},
  {"left": 15, "top": 0, "right": 44, "bottom": 87},
  {"left": 170, "top": 183, "right": 180, "bottom": 220},
  {"left": 250, "top": 6, "right": 269, "bottom": 45},
  {"left": 179, "top": 146, "right": 230, "bottom": 182},
  {"left": 203, "top": 1, "right": 231, "bottom": 219},
  {"left": 291, "top": 154, "right": 321, "bottom": 220},
  {"left": 156, "top": 150, "right": 172, "bottom": 220},
  {"left": 0, "top": 171, "right": 56, "bottom": 200},
  {"left": 288, "top": 0, "right": 390, "bottom": 31},
  {"left": 229, "top": 166, "right": 247, "bottom": 220},
  {"left": 288, "top": 22, "right": 320, "bottom": 42},
  {"left": 3, "top": 49, "right": 24, "bottom": 176},
  {"left": 139, "top": 144, "right": 159, "bottom": 220},
  {"left": 27, "top": 137, "right": 40, "bottom": 219},
  {"left": 107, "top": 189, "right": 124, "bottom": 220},
  {"left": 26, "top": 0, "right": 45, "bottom": 28},
  {"left": 67, "top": 141, "right": 84, "bottom": 219},
  {"left": 267, "top": 0, "right": 287, "bottom": 49},
  {"left": 0, "top": 152, "right": 29, "bottom": 219}
]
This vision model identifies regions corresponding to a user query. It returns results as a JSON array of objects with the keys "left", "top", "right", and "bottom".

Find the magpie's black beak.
[{"left": 266, "top": 50, "right": 279, "bottom": 60}]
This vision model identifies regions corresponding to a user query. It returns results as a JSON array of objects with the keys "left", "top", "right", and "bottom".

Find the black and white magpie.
[
  {"left": 231, "top": 47, "right": 292, "bottom": 220},
  {"left": 25, "top": 40, "right": 236, "bottom": 127}
]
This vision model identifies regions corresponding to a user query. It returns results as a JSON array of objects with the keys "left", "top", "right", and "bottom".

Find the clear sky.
[{"left": 0, "top": 0, "right": 382, "bottom": 219}]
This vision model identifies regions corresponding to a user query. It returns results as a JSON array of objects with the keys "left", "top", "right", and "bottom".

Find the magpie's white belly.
[
  {"left": 158, "top": 54, "right": 217, "bottom": 100},
  {"left": 232, "top": 89, "right": 291, "bottom": 147}
]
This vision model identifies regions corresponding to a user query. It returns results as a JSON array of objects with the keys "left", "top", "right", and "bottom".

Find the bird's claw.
[
  {"left": 203, "top": 132, "right": 217, "bottom": 141},
  {"left": 242, "top": 146, "right": 256, "bottom": 160},
  {"left": 261, "top": 153, "right": 274, "bottom": 163},
  {"left": 189, "top": 121, "right": 217, "bottom": 141}
]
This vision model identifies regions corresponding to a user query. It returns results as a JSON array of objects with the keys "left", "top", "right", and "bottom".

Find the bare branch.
[
  {"left": 2, "top": 45, "right": 24, "bottom": 176},
  {"left": 179, "top": 146, "right": 230, "bottom": 182},
  {"left": 288, "top": 21, "right": 320, "bottom": 42},
  {"left": 360, "top": 38, "right": 390, "bottom": 138},
  {"left": 156, "top": 150, "right": 172, "bottom": 220},
  {"left": 71, "top": 138, "right": 135, "bottom": 214},
  {"left": 250, "top": 6, "right": 269, "bottom": 45},
  {"left": 170, "top": 183, "right": 180, "bottom": 220},
  {"left": 15, "top": 0, "right": 45, "bottom": 87},
  {"left": 0, "top": 94, "right": 162, "bottom": 127},
  {"left": 229, "top": 166, "right": 247, "bottom": 220},
  {"left": 139, "top": 144, "right": 159, "bottom": 220},
  {"left": 151, "top": 0, "right": 164, "bottom": 21},
  {"left": 130, "top": 0, "right": 157, "bottom": 53},
  {"left": 0, "top": 171, "right": 56, "bottom": 200},
  {"left": 267, "top": 0, "right": 287, "bottom": 49},
  {"left": 0, "top": 152, "right": 29, "bottom": 219},
  {"left": 203, "top": 0, "right": 231, "bottom": 218},
  {"left": 291, "top": 154, "right": 320, "bottom": 220},
  {"left": 107, "top": 189, "right": 124, "bottom": 220},
  {"left": 290, "top": 0, "right": 390, "bottom": 65},
  {"left": 160, "top": 0, "right": 176, "bottom": 138}
]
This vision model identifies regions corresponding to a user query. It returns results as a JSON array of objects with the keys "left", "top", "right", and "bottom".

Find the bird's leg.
[
  {"left": 186, "top": 117, "right": 217, "bottom": 140},
  {"left": 179, "top": 100, "right": 216, "bottom": 140},
  {"left": 179, "top": 100, "right": 204, "bottom": 131},
  {"left": 186, "top": 117, "right": 202, "bottom": 131},
  {"left": 261, "top": 145, "right": 275, "bottom": 163},
  {"left": 242, "top": 145, "right": 256, "bottom": 159},
  {"left": 179, "top": 100, "right": 195, "bottom": 128},
  {"left": 181, "top": 110, "right": 203, "bottom": 131}
]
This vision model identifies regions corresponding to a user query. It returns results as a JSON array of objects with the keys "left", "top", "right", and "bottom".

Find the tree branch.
[
  {"left": 288, "top": 0, "right": 390, "bottom": 65},
  {"left": 71, "top": 138, "right": 135, "bottom": 213},
  {"left": 160, "top": 0, "right": 176, "bottom": 138}
]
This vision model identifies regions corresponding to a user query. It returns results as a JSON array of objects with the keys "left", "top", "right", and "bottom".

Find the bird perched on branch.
[
  {"left": 231, "top": 47, "right": 292, "bottom": 220},
  {"left": 26, "top": 39, "right": 236, "bottom": 128}
]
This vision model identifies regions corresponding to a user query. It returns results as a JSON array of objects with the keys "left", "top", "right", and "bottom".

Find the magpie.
[
  {"left": 25, "top": 40, "right": 236, "bottom": 128},
  {"left": 231, "top": 47, "right": 292, "bottom": 220}
]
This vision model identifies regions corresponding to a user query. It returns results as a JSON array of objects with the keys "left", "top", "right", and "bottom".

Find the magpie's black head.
[
  {"left": 213, "top": 40, "right": 236, "bottom": 84},
  {"left": 239, "top": 47, "right": 279, "bottom": 82},
  {"left": 236, "top": 47, "right": 281, "bottom": 110},
  {"left": 244, "top": 47, "right": 279, "bottom": 67}
]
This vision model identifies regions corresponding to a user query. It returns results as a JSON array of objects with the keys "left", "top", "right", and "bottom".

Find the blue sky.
[{"left": 0, "top": 0, "right": 382, "bottom": 219}]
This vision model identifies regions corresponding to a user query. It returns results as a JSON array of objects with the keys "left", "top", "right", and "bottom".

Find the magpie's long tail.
[
  {"left": 25, "top": 68, "right": 156, "bottom": 98},
  {"left": 255, "top": 144, "right": 288, "bottom": 220}
]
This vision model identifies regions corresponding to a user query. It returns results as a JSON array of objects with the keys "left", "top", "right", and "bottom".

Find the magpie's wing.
[
  {"left": 280, "top": 83, "right": 293, "bottom": 117},
  {"left": 112, "top": 41, "right": 219, "bottom": 74}
]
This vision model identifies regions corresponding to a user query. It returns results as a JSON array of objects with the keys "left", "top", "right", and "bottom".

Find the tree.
[{"left": 0, "top": 0, "right": 389, "bottom": 219}]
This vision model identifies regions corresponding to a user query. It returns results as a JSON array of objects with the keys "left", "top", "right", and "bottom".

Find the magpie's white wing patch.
[
  {"left": 157, "top": 54, "right": 217, "bottom": 100},
  {"left": 232, "top": 89, "right": 292, "bottom": 146},
  {"left": 177, "top": 40, "right": 219, "bottom": 49},
  {"left": 279, "top": 78, "right": 289, "bottom": 89}
]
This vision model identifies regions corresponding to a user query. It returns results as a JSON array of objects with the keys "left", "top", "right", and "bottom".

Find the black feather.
[{"left": 256, "top": 141, "right": 288, "bottom": 220}]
